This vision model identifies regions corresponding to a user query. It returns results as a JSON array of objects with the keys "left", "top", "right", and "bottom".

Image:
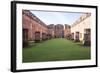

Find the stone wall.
[
  {"left": 71, "top": 13, "right": 91, "bottom": 42},
  {"left": 22, "top": 10, "right": 48, "bottom": 43}
]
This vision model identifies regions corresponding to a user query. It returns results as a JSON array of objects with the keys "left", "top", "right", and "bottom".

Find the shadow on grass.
[
  {"left": 23, "top": 41, "right": 47, "bottom": 49},
  {"left": 23, "top": 42, "right": 39, "bottom": 49},
  {"left": 75, "top": 42, "right": 90, "bottom": 48},
  {"left": 70, "top": 40, "right": 90, "bottom": 48}
]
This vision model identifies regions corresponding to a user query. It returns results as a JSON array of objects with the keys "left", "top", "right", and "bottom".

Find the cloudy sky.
[{"left": 31, "top": 10, "right": 84, "bottom": 25}]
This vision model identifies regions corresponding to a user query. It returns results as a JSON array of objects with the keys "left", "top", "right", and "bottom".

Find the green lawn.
[{"left": 23, "top": 38, "right": 91, "bottom": 63}]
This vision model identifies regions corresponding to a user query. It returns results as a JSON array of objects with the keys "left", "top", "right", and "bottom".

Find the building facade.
[
  {"left": 22, "top": 10, "right": 48, "bottom": 47},
  {"left": 54, "top": 24, "right": 64, "bottom": 38},
  {"left": 64, "top": 24, "right": 71, "bottom": 39},
  {"left": 71, "top": 13, "right": 91, "bottom": 45},
  {"left": 47, "top": 24, "right": 55, "bottom": 39}
]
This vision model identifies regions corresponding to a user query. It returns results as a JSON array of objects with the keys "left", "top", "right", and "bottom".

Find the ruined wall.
[{"left": 71, "top": 13, "right": 91, "bottom": 41}]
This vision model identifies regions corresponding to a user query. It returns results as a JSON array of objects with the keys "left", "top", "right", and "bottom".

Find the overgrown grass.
[{"left": 23, "top": 38, "right": 91, "bottom": 63}]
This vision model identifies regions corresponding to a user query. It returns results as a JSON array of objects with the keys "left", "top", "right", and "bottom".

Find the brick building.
[
  {"left": 47, "top": 24, "right": 55, "bottom": 39},
  {"left": 22, "top": 10, "right": 48, "bottom": 47},
  {"left": 47, "top": 24, "right": 71, "bottom": 39},
  {"left": 54, "top": 24, "right": 64, "bottom": 38},
  {"left": 23, "top": 10, "right": 91, "bottom": 47},
  {"left": 71, "top": 13, "right": 91, "bottom": 45},
  {"left": 64, "top": 24, "right": 71, "bottom": 39}
]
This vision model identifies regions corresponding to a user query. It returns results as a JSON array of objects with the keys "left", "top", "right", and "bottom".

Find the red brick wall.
[{"left": 22, "top": 10, "right": 48, "bottom": 41}]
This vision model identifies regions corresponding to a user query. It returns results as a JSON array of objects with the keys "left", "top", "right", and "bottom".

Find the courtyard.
[{"left": 23, "top": 38, "right": 91, "bottom": 63}]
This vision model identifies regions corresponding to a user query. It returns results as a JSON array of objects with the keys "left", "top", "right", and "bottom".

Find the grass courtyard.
[{"left": 23, "top": 38, "right": 91, "bottom": 63}]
